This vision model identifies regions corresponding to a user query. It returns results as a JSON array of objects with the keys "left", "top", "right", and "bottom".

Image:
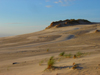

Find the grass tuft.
[
  {"left": 76, "top": 51, "right": 83, "bottom": 57},
  {"left": 65, "top": 53, "right": 72, "bottom": 58},
  {"left": 72, "top": 63, "right": 79, "bottom": 69},
  {"left": 39, "top": 60, "right": 44, "bottom": 66},
  {"left": 47, "top": 56, "right": 55, "bottom": 69},
  {"left": 59, "top": 52, "right": 65, "bottom": 56},
  {"left": 47, "top": 49, "right": 49, "bottom": 52},
  {"left": 73, "top": 55, "right": 76, "bottom": 59}
]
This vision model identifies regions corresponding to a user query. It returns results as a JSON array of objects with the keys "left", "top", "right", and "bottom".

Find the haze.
[{"left": 0, "top": 0, "right": 100, "bottom": 37}]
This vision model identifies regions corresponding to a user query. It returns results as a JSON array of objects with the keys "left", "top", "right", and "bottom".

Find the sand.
[{"left": 0, "top": 23, "right": 100, "bottom": 75}]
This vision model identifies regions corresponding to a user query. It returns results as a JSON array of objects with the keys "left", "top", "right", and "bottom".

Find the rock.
[{"left": 12, "top": 62, "right": 19, "bottom": 65}]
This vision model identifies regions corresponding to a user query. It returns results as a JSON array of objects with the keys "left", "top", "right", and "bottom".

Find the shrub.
[
  {"left": 70, "top": 19, "right": 75, "bottom": 21},
  {"left": 83, "top": 19, "right": 91, "bottom": 23}
]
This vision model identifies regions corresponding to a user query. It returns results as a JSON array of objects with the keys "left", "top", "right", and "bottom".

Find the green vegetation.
[
  {"left": 39, "top": 60, "right": 44, "bottom": 66},
  {"left": 65, "top": 53, "right": 72, "bottom": 58},
  {"left": 47, "top": 49, "right": 49, "bottom": 52},
  {"left": 59, "top": 52, "right": 65, "bottom": 56},
  {"left": 45, "top": 19, "right": 91, "bottom": 29},
  {"left": 68, "top": 19, "right": 80, "bottom": 24},
  {"left": 49, "top": 56, "right": 54, "bottom": 60},
  {"left": 70, "top": 19, "right": 75, "bottom": 21},
  {"left": 42, "top": 51, "right": 91, "bottom": 71},
  {"left": 83, "top": 19, "right": 91, "bottom": 23},
  {"left": 47, "top": 56, "right": 55, "bottom": 69},
  {"left": 76, "top": 51, "right": 83, "bottom": 57}
]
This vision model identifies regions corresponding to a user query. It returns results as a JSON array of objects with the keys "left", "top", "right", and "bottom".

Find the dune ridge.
[{"left": 45, "top": 19, "right": 92, "bottom": 29}]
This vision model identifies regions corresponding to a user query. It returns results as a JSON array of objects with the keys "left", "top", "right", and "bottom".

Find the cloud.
[
  {"left": 46, "top": 5, "right": 52, "bottom": 8},
  {"left": 45, "top": 0, "right": 75, "bottom": 7},
  {"left": 54, "top": 0, "right": 75, "bottom": 6},
  {"left": 54, "top": 0, "right": 63, "bottom": 3}
]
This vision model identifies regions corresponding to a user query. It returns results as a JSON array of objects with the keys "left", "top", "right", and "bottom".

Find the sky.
[{"left": 0, "top": 0, "right": 100, "bottom": 37}]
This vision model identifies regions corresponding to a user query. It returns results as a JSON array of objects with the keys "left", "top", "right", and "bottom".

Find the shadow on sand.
[{"left": 46, "top": 64, "right": 83, "bottom": 71}]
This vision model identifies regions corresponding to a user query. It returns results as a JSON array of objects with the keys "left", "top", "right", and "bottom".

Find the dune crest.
[{"left": 45, "top": 19, "right": 91, "bottom": 29}]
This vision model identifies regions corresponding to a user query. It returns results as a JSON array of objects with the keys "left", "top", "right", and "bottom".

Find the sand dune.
[{"left": 0, "top": 23, "right": 100, "bottom": 75}]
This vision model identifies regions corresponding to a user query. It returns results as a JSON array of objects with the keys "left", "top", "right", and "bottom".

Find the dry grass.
[{"left": 72, "top": 63, "right": 79, "bottom": 69}]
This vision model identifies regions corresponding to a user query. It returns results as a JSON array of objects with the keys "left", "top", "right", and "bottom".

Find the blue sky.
[{"left": 0, "top": 0, "right": 100, "bottom": 37}]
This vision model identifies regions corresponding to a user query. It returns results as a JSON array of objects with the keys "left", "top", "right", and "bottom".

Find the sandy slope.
[{"left": 0, "top": 23, "right": 100, "bottom": 75}]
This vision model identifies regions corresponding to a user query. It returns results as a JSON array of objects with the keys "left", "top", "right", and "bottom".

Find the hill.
[{"left": 45, "top": 19, "right": 91, "bottom": 29}]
